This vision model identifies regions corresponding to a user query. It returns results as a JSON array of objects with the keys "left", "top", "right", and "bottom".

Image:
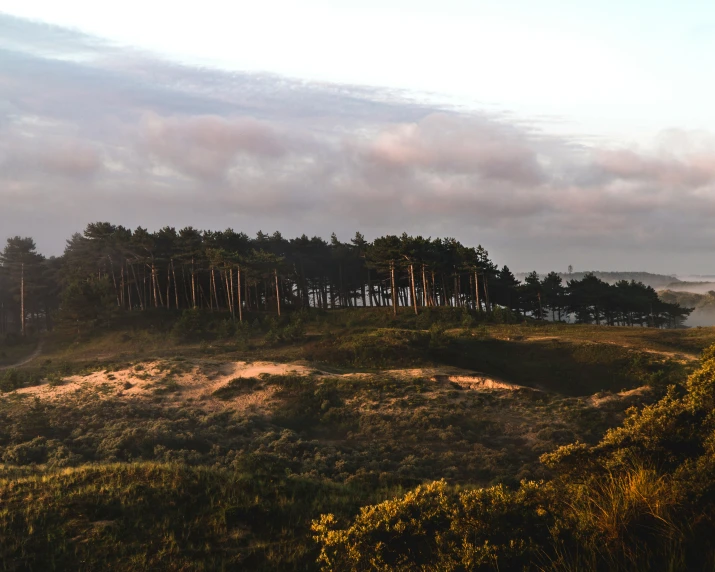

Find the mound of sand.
[
  {"left": 445, "top": 375, "right": 520, "bottom": 390},
  {"left": 588, "top": 386, "right": 652, "bottom": 408},
  {"left": 7, "top": 359, "right": 525, "bottom": 410}
]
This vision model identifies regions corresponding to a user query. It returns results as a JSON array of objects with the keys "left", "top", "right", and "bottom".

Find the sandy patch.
[
  {"left": 230, "top": 361, "right": 315, "bottom": 379},
  {"left": 7, "top": 359, "right": 525, "bottom": 409},
  {"left": 10, "top": 360, "right": 301, "bottom": 413},
  {"left": 445, "top": 375, "right": 520, "bottom": 390},
  {"left": 589, "top": 386, "right": 652, "bottom": 408},
  {"left": 375, "top": 366, "right": 521, "bottom": 391}
]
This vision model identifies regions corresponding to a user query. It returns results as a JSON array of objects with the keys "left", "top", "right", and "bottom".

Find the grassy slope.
[
  {"left": 1, "top": 309, "right": 713, "bottom": 570},
  {"left": 0, "top": 463, "right": 385, "bottom": 571}
]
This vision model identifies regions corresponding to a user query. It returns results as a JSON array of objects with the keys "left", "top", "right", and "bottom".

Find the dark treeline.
[{"left": 0, "top": 222, "right": 691, "bottom": 334}]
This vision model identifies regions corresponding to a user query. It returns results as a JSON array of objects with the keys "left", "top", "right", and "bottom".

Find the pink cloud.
[
  {"left": 359, "top": 113, "right": 545, "bottom": 186},
  {"left": 594, "top": 148, "right": 715, "bottom": 188},
  {"left": 0, "top": 130, "right": 102, "bottom": 178},
  {"left": 141, "top": 113, "right": 287, "bottom": 179}
]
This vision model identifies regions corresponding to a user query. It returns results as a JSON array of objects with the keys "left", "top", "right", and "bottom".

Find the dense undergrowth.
[
  {"left": 0, "top": 310, "right": 713, "bottom": 570},
  {"left": 0, "top": 462, "right": 389, "bottom": 571},
  {"left": 313, "top": 347, "right": 715, "bottom": 571},
  {"left": 0, "top": 369, "right": 628, "bottom": 487}
]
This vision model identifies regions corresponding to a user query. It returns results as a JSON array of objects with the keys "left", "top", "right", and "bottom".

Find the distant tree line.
[{"left": 0, "top": 222, "right": 692, "bottom": 334}]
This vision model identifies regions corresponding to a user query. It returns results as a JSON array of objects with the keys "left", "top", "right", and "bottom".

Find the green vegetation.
[
  {"left": 0, "top": 463, "right": 386, "bottom": 571},
  {"left": 522, "top": 271, "right": 682, "bottom": 290},
  {"left": 0, "top": 309, "right": 711, "bottom": 570},
  {"left": 314, "top": 346, "right": 715, "bottom": 571},
  {"left": 0, "top": 223, "right": 712, "bottom": 570},
  {"left": 0, "top": 224, "right": 692, "bottom": 341},
  {"left": 0, "top": 333, "right": 39, "bottom": 367}
]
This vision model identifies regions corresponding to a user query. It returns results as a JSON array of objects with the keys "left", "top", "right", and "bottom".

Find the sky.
[{"left": 2, "top": 2, "right": 715, "bottom": 273}]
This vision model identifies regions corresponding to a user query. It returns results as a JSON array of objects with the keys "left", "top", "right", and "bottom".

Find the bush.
[
  {"left": 313, "top": 480, "right": 554, "bottom": 571},
  {"left": 314, "top": 343, "right": 715, "bottom": 571},
  {"left": 0, "top": 369, "right": 43, "bottom": 393},
  {"left": 171, "top": 308, "right": 207, "bottom": 341}
]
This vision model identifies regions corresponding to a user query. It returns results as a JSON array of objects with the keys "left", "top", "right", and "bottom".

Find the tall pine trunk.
[
  {"left": 20, "top": 262, "right": 25, "bottom": 336},
  {"left": 475, "top": 271, "right": 482, "bottom": 312},
  {"left": 390, "top": 261, "right": 397, "bottom": 315},
  {"left": 191, "top": 258, "right": 197, "bottom": 309},
  {"left": 171, "top": 260, "right": 180, "bottom": 309},
  {"left": 237, "top": 266, "right": 243, "bottom": 322},
  {"left": 275, "top": 270, "right": 281, "bottom": 317},
  {"left": 409, "top": 263, "right": 418, "bottom": 315}
]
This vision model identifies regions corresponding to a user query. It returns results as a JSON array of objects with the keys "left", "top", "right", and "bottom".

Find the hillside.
[{"left": 1, "top": 309, "right": 714, "bottom": 570}]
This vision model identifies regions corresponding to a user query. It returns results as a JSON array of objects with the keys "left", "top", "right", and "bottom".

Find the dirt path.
[{"left": 0, "top": 341, "right": 43, "bottom": 371}]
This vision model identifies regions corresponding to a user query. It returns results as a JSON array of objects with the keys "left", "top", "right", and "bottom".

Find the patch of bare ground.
[
  {"left": 588, "top": 386, "right": 652, "bottom": 408},
  {"left": 10, "top": 359, "right": 529, "bottom": 411},
  {"left": 376, "top": 366, "right": 524, "bottom": 391},
  {"left": 12, "top": 360, "right": 315, "bottom": 413},
  {"left": 441, "top": 375, "right": 521, "bottom": 391}
]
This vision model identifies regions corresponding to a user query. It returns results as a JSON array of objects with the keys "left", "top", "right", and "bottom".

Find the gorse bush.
[
  {"left": 313, "top": 480, "right": 554, "bottom": 572},
  {"left": 0, "top": 368, "right": 43, "bottom": 393},
  {"left": 313, "top": 345, "right": 715, "bottom": 571}
]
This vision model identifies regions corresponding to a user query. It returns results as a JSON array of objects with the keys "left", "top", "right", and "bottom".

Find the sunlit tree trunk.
[
  {"left": 228, "top": 266, "right": 235, "bottom": 320},
  {"left": 421, "top": 265, "right": 429, "bottom": 307},
  {"left": 275, "top": 270, "right": 281, "bottom": 317},
  {"left": 390, "top": 261, "right": 397, "bottom": 315},
  {"left": 120, "top": 265, "right": 125, "bottom": 309},
  {"left": 171, "top": 259, "right": 180, "bottom": 309},
  {"left": 237, "top": 266, "right": 243, "bottom": 322},
  {"left": 409, "top": 263, "right": 418, "bottom": 315},
  {"left": 191, "top": 258, "right": 197, "bottom": 309},
  {"left": 108, "top": 256, "right": 120, "bottom": 307},
  {"left": 130, "top": 262, "right": 144, "bottom": 310},
  {"left": 483, "top": 274, "right": 491, "bottom": 313},
  {"left": 211, "top": 268, "right": 219, "bottom": 311},
  {"left": 474, "top": 271, "right": 481, "bottom": 312},
  {"left": 166, "top": 264, "right": 171, "bottom": 309},
  {"left": 20, "top": 262, "right": 25, "bottom": 336}
]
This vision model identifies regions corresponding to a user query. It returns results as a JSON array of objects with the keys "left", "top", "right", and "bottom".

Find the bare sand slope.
[
  {"left": 9, "top": 359, "right": 523, "bottom": 409},
  {"left": 11, "top": 360, "right": 319, "bottom": 412},
  {"left": 588, "top": 386, "right": 652, "bottom": 408}
]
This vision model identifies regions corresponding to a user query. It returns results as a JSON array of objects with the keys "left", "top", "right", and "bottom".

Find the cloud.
[
  {"left": 594, "top": 148, "right": 715, "bottom": 189},
  {"left": 0, "top": 123, "right": 103, "bottom": 178},
  {"left": 3, "top": 14, "right": 715, "bottom": 273},
  {"left": 140, "top": 113, "right": 289, "bottom": 180},
  {"left": 358, "top": 113, "right": 545, "bottom": 185}
]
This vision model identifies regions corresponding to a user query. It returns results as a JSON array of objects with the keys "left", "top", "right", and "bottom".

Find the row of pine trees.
[{"left": 0, "top": 222, "right": 691, "bottom": 334}]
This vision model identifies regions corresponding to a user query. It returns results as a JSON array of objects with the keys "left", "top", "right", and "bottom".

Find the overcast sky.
[{"left": 2, "top": 3, "right": 715, "bottom": 274}]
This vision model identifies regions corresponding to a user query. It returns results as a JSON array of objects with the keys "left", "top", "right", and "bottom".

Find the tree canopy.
[{"left": 0, "top": 223, "right": 691, "bottom": 333}]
